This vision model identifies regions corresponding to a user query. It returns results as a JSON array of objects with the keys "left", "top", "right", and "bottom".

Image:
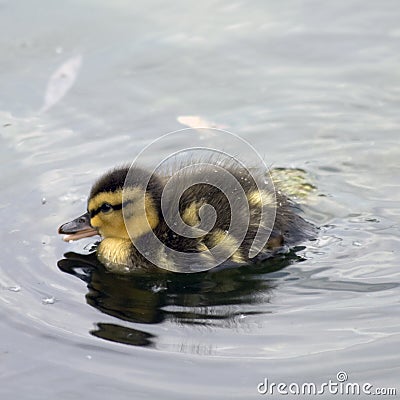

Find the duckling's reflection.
[{"left": 57, "top": 250, "right": 304, "bottom": 347}]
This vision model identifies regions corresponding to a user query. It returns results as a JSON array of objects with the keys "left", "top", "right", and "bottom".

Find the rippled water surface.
[{"left": 1, "top": 1, "right": 400, "bottom": 399}]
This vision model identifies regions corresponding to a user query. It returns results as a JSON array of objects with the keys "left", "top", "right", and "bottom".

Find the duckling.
[{"left": 59, "top": 161, "right": 315, "bottom": 273}]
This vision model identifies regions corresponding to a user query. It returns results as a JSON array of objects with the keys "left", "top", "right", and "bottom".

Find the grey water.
[{"left": 1, "top": 1, "right": 399, "bottom": 399}]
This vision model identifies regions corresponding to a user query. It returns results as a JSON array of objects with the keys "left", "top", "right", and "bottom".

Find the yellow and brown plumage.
[{"left": 59, "top": 161, "right": 315, "bottom": 273}]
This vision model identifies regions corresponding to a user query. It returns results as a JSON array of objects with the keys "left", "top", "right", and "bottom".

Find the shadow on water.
[{"left": 57, "top": 250, "right": 305, "bottom": 347}]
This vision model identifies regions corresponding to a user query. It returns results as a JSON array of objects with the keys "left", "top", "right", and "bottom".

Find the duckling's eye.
[{"left": 100, "top": 203, "right": 113, "bottom": 214}]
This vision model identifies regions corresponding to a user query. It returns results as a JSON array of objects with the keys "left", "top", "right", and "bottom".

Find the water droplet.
[
  {"left": 7, "top": 286, "right": 21, "bottom": 292},
  {"left": 352, "top": 241, "right": 362, "bottom": 247},
  {"left": 42, "top": 296, "right": 56, "bottom": 305},
  {"left": 86, "top": 355, "right": 92, "bottom": 360},
  {"left": 41, "top": 197, "right": 47, "bottom": 205},
  {"left": 151, "top": 284, "right": 166, "bottom": 293}
]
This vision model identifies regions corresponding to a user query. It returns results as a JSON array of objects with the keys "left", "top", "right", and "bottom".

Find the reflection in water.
[
  {"left": 57, "top": 250, "right": 305, "bottom": 347},
  {"left": 92, "top": 323, "right": 156, "bottom": 347}
]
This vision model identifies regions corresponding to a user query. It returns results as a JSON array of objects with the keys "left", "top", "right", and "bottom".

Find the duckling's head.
[{"left": 59, "top": 167, "right": 163, "bottom": 243}]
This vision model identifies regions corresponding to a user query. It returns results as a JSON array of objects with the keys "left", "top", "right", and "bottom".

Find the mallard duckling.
[{"left": 59, "top": 162, "right": 315, "bottom": 273}]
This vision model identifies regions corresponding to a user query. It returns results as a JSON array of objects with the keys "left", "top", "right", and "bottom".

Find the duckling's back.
[{"left": 154, "top": 160, "right": 315, "bottom": 266}]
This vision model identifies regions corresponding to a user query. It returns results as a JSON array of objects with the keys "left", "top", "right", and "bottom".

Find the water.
[{"left": 1, "top": 1, "right": 400, "bottom": 398}]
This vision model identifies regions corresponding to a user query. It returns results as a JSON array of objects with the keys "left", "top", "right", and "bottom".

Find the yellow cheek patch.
[
  {"left": 90, "top": 212, "right": 129, "bottom": 239},
  {"left": 90, "top": 215, "right": 102, "bottom": 228},
  {"left": 88, "top": 188, "right": 159, "bottom": 240},
  {"left": 247, "top": 190, "right": 276, "bottom": 208}
]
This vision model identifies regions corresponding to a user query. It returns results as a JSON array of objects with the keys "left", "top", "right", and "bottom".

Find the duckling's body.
[{"left": 59, "top": 161, "right": 315, "bottom": 273}]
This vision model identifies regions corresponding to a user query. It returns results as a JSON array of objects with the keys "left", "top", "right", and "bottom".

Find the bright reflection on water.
[{"left": 1, "top": 0, "right": 400, "bottom": 399}]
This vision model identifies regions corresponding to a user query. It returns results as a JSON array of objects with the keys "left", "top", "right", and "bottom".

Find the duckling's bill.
[{"left": 58, "top": 212, "right": 99, "bottom": 242}]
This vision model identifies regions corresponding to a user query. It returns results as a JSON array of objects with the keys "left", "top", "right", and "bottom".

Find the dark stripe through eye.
[
  {"left": 88, "top": 200, "right": 132, "bottom": 218},
  {"left": 100, "top": 203, "right": 113, "bottom": 213}
]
